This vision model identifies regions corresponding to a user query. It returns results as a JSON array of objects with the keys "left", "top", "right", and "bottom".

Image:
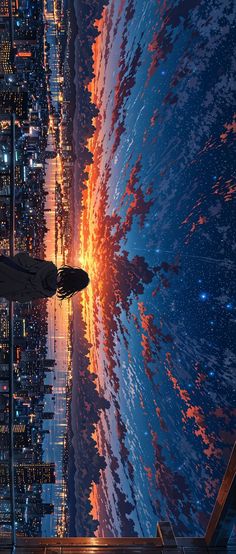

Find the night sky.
[{"left": 70, "top": 0, "right": 236, "bottom": 537}]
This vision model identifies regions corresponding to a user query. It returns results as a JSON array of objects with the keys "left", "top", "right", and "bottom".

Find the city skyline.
[{"left": 0, "top": 0, "right": 235, "bottom": 542}]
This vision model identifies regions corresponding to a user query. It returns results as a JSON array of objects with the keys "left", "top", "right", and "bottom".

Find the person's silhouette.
[{"left": 0, "top": 252, "right": 89, "bottom": 303}]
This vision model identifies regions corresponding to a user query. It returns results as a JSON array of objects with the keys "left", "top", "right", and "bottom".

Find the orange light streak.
[{"left": 16, "top": 51, "right": 32, "bottom": 57}]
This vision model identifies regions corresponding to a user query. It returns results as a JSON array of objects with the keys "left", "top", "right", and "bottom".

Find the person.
[{"left": 0, "top": 251, "right": 89, "bottom": 303}]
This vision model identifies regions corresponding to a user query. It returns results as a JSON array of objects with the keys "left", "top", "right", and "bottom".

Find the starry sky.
[{"left": 71, "top": 0, "right": 236, "bottom": 537}]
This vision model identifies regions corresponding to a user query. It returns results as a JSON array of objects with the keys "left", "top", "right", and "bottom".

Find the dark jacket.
[{"left": 0, "top": 252, "right": 58, "bottom": 303}]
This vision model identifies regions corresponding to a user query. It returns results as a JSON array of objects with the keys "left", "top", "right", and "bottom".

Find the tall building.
[
  {"left": 0, "top": 37, "right": 15, "bottom": 75},
  {"left": 0, "top": 88, "right": 28, "bottom": 119},
  {"left": 0, "top": 165, "right": 23, "bottom": 189},
  {"left": 0, "top": 462, "right": 56, "bottom": 485},
  {"left": 0, "top": 0, "right": 19, "bottom": 17},
  {"left": 15, "top": 463, "right": 56, "bottom": 485},
  {"left": 0, "top": 171, "right": 10, "bottom": 188},
  {"left": 0, "top": 316, "right": 9, "bottom": 339},
  {"left": 0, "top": 423, "right": 25, "bottom": 432},
  {"left": 0, "top": 425, "right": 30, "bottom": 448}
]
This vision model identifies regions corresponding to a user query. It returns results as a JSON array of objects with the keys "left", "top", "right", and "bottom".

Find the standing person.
[{"left": 0, "top": 252, "right": 89, "bottom": 303}]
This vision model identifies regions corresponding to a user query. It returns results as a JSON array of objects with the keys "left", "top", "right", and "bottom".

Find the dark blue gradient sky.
[{"left": 70, "top": 0, "right": 236, "bottom": 537}]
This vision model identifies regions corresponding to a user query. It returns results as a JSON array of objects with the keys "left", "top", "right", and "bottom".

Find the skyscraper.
[
  {"left": 0, "top": 166, "right": 23, "bottom": 189},
  {"left": 0, "top": 0, "right": 19, "bottom": 17},
  {"left": 0, "top": 424, "right": 30, "bottom": 448},
  {"left": 0, "top": 462, "right": 56, "bottom": 485},
  {"left": 0, "top": 88, "right": 28, "bottom": 119},
  {"left": 0, "top": 37, "right": 15, "bottom": 75}
]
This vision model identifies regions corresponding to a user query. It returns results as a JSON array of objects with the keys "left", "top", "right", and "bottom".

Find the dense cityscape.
[
  {"left": 0, "top": 0, "right": 235, "bottom": 545},
  {"left": 0, "top": 0, "right": 72, "bottom": 537},
  {"left": 0, "top": 0, "right": 112, "bottom": 538}
]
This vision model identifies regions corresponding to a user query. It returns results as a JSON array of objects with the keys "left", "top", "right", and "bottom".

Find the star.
[{"left": 199, "top": 292, "right": 208, "bottom": 301}]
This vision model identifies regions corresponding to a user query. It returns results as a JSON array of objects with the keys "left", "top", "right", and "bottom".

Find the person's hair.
[{"left": 56, "top": 265, "right": 90, "bottom": 300}]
